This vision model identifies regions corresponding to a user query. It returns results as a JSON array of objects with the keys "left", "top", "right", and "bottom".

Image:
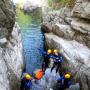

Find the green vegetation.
[
  {"left": 16, "top": 9, "right": 32, "bottom": 29},
  {"left": 48, "top": 0, "right": 76, "bottom": 9}
]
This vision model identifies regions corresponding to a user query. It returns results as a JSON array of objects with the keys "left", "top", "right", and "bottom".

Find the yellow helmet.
[
  {"left": 47, "top": 49, "right": 52, "bottom": 54},
  {"left": 25, "top": 74, "right": 31, "bottom": 80},
  {"left": 65, "top": 74, "right": 71, "bottom": 79},
  {"left": 53, "top": 49, "right": 58, "bottom": 53}
]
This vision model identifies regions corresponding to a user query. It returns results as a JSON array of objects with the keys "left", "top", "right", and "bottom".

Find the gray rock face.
[
  {"left": 45, "top": 33, "right": 90, "bottom": 90},
  {"left": 0, "top": 0, "right": 23, "bottom": 90},
  {"left": 0, "top": 22, "right": 23, "bottom": 90},
  {"left": 42, "top": 0, "right": 90, "bottom": 89},
  {"left": 32, "top": 68, "right": 60, "bottom": 90},
  {"left": 72, "top": 0, "right": 90, "bottom": 19}
]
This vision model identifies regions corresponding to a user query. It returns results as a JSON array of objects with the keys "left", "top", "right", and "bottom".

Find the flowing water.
[{"left": 16, "top": 9, "right": 44, "bottom": 74}]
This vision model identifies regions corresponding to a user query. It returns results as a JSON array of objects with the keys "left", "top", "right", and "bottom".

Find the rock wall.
[
  {"left": 0, "top": 0, "right": 23, "bottom": 90},
  {"left": 42, "top": 0, "right": 90, "bottom": 90}
]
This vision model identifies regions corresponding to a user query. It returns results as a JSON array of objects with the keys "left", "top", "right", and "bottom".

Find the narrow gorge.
[{"left": 0, "top": 0, "right": 90, "bottom": 90}]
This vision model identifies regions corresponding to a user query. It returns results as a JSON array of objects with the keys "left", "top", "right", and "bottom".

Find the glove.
[
  {"left": 58, "top": 59, "right": 62, "bottom": 63},
  {"left": 50, "top": 55, "right": 55, "bottom": 59}
]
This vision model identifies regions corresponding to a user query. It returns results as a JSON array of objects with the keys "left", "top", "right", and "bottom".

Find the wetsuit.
[
  {"left": 42, "top": 52, "right": 51, "bottom": 72},
  {"left": 21, "top": 73, "right": 32, "bottom": 90},
  {"left": 51, "top": 53, "right": 62, "bottom": 73},
  {"left": 57, "top": 76, "right": 72, "bottom": 90}
]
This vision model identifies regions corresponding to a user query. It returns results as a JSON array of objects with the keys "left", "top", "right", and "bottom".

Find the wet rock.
[{"left": 32, "top": 68, "right": 60, "bottom": 90}]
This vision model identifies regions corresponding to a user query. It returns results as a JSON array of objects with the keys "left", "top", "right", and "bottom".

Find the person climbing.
[
  {"left": 21, "top": 73, "right": 32, "bottom": 90},
  {"left": 39, "top": 49, "right": 52, "bottom": 72},
  {"left": 51, "top": 49, "right": 62, "bottom": 73},
  {"left": 57, "top": 73, "right": 72, "bottom": 89}
]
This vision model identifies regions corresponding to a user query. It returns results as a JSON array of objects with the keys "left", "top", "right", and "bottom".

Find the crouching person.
[
  {"left": 57, "top": 73, "right": 72, "bottom": 89},
  {"left": 21, "top": 73, "right": 32, "bottom": 90}
]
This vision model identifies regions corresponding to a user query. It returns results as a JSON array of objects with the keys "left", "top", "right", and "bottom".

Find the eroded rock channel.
[{"left": 0, "top": 0, "right": 90, "bottom": 90}]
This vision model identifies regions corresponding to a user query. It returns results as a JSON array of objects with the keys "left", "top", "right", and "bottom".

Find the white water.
[{"left": 31, "top": 68, "right": 60, "bottom": 90}]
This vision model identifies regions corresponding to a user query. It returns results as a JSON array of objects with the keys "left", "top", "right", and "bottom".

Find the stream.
[{"left": 16, "top": 9, "right": 44, "bottom": 74}]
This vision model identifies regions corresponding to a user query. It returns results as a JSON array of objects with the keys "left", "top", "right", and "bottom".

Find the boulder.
[
  {"left": 41, "top": 23, "right": 52, "bottom": 33},
  {"left": 61, "top": 17, "right": 90, "bottom": 47},
  {"left": 52, "top": 23, "right": 75, "bottom": 39},
  {"left": 45, "top": 33, "right": 90, "bottom": 90},
  {"left": 0, "top": 22, "right": 24, "bottom": 90}
]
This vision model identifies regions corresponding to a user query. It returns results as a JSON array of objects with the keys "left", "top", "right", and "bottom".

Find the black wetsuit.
[
  {"left": 55, "top": 76, "right": 71, "bottom": 90},
  {"left": 21, "top": 73, "right": 32, "bottom": 90},
  {"left": 51, "top": 53, "right": 62, "bottom": 73},
  {"left": 42, "top": 52, "right": 51, "bottom": 72}
]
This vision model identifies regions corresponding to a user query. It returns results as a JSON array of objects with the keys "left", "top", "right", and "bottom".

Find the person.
[
  {"left": 33, "top": 69, "right": 44, "bottom": 80},
  {"left": 21, "top": 73, "right": 32, "bottom": 90},
  {"left": 57, "top": 73, "right": 72, "bottom": 89},
  {"left": 51, "top": 49, "right": 62, "bottom": 73},
  {"left": 40, "top": 49, "right": 52, "bottom": 72}
]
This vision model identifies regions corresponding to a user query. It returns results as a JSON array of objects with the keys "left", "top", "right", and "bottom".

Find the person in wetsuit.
[
  {"left": 57, "top": 73, "right": 72, "bottom": 90},
  {"left": 51, "top": 49, "right": 62, "bottom": 73},
  {"left": 41, "top": 49, "right": 52, "bottom": 72},
  {"left": 21, "top": 73, "right": 32, "bottom": 90},
  {"left": 39, "top": 48, "right": 52, "bottom": 72}
]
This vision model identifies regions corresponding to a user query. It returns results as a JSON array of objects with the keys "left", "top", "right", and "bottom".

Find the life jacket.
[{"left": 34, "top": 69, "right": 44, "bottom": 80}]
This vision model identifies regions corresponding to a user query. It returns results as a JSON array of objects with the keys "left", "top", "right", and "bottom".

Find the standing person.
[
  {"left": 51, "top": 49, "right": 62, "bottom": 73},
  {"left": 21, "top": 73, "right": 32, "bottom": 90},
  {"left": 57, "top": 73, "right": 72, "bottom": 89},
  {"left": 40, "top": 49, "right": 52, "bottom": 72}
]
